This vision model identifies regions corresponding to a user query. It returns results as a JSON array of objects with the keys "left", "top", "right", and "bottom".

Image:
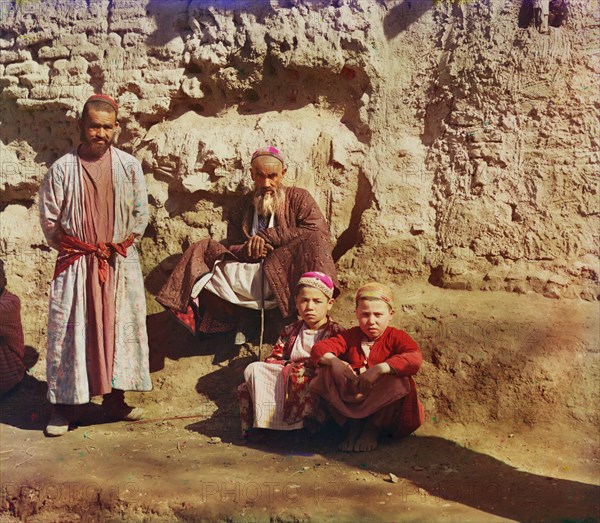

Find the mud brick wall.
[{"left": 0, "top": 0, "right": 598, "bottom": 348}]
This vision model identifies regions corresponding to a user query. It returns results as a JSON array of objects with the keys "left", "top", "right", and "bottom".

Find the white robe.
[
  {"left": 191, "top": 211, "right": 277, "bottom": 309},
  {"left": 39, "top": 147, "right": 152, "bottom": 404}
]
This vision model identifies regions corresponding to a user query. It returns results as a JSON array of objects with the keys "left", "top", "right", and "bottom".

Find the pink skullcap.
[
  {"left": 297, "top": 271, "right": 334, "bottom": 299},
  {"left": 85, "top": 94, "right": 118, "bottom": 114},
  {"left": 251, "top": 146, "right": 284, "bottom": 167}
]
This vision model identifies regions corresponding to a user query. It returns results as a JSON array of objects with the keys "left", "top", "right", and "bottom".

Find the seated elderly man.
[
  {"left": 0, "top": 259, "right": 26, "bottom": 396},
  {"left": 156, "top": 146, "right": 339, "bottom": 344}
]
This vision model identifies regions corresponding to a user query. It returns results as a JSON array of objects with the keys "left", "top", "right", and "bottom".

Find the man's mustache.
[{"left": 253, "top": 186, "right": 284, "bottom": 217}]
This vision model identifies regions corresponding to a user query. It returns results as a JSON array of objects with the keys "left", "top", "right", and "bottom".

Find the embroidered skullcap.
[
  {"left": 297, "top": 271, "right": 334, "bottom": 299},
  {"left": 355, "top": 282, "right": 394, "bottom": 309},
  {"left": 85, "top": 94, "right": 119, "bottom": 114},
  {"left": 251, "top": 146, "right": 284, "bottom": 167}
]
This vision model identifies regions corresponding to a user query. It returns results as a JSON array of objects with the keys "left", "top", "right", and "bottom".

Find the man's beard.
[
  {"left": 80, "top": 131, "right": 116, "bottom": 157},
  {"left": 252, "top": 186, "right": 285, "bottom": 218}
]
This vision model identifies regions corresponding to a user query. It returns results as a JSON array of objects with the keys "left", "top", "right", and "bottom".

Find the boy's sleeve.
[
  {"left": 385, "top": 330, "right": 423, "bottom": 376},
  {"left": 264, "top": 338, "right": 285, "bottom": 363},
  {"left": 264, "top": 322, "right": 297, "bottom": 363},
  {"left": 264, "top": 330, "right": 289, "bottom": 363},
  {"left": 310, "top": 331, "right": 349, "bottom": 366}
]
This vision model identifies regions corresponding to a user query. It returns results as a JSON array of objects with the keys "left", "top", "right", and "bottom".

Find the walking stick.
[{"left": 258, "top": 259, "right": 265, "bottom": 362}]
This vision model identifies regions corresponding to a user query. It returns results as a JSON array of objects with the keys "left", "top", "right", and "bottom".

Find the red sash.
[{"left": 53, "top": 233, "right": 136, "bottom": 283}]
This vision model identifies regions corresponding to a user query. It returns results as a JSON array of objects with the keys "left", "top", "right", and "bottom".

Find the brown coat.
[
  {"left": 156, "top": 187, "right": 338, "bottom": 318},
  {"left": 0, "top": 289, "right": 26, "bottom": 396}
]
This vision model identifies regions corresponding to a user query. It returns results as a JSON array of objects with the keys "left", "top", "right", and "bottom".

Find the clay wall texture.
[{"left": 0, "top": 0, "right": 598, "bottom": 345}]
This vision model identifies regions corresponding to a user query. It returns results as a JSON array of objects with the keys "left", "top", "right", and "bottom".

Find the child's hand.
[
  {"left": 357, "top": 365, "right": 384, "bottom": 393},
  {"left": 331, "top": 358, "right": 358, "bottom": 384}
]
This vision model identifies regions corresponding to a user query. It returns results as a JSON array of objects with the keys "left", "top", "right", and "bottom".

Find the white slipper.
[{"left": 45, "top": 413, "right": 69, "bottom": 437}]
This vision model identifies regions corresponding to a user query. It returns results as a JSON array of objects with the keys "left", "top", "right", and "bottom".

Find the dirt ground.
[{"left": 1, "top": 283, "right": 599, "bottom": 522}]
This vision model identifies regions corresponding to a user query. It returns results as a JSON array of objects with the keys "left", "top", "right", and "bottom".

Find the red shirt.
[{"left": 310, "top": 326, "right": 422, "bottom": 376}]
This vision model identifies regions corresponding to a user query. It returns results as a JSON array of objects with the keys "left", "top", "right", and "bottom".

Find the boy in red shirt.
[{"left": 310, "top": 282, "right": 424, "bottom": 451}]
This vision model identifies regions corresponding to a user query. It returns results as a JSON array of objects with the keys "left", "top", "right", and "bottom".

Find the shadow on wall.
[
  {"left": 145, "top": 0, "right": 275, "bottom": 47},
  {"left": 185, "top": 356, "right": 253, "bottom": 438},
  {"left": 383, "top": 0, "right": 433, "bottom": 40},
  {"left": 145, "top": 0, "right": 435, "bottom": 46},
  {"left": 142, "top": 0, "right": 372, "bottom": 141},
  {"left": 144, "top": 254, "right": 182, "bottom": 297},
  {"left": 145, "top": 0, "right": 190, "bottom": 47},
  {"left": 332, "top": 168, "right": 374, "bottom": 262},
  {"left": 0, "top": 345, "right": 128, "bottom": 432},
  {"left": 146, "top": 309, "right": 254, "bottom": 372},
  {"left": 147, "top": 310, "right": 202, "bottom": 373},
  {"left": 0, "top": 374, "right": 52, "bottom": 431},
  {"left": 0, "top": 346, "right": 45, "bottom": 431}
]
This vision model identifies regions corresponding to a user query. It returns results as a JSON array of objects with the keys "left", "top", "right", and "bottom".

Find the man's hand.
[
  {"left": 245, "top": 235, "right": 273, "bottom": 259},
  {"left": 357, "top": 364, "right": 386, "bottom": 393}
]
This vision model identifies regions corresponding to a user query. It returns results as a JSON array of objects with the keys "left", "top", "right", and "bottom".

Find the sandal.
[{"left": 45, "top": 412, "right": 70, "bottom": 437}]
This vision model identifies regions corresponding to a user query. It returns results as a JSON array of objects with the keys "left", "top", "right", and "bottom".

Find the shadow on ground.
[
  {"left": 360, "top": 435, "right": 599, "bottom": 523},
  {"left": 0, "top": 373, "right": 107, "bottom": 432},
  {"left": 188, "top": 399, "right": 600, "bottom": 523},
  {"left": 147, "top": 310, "right": 246, "bottom": 371},
  {"left": 183, "top": 351, "right": 599, "bottom": 522},
  {"left": 185, "top": 356, "right": 255, "bottom": 438}
]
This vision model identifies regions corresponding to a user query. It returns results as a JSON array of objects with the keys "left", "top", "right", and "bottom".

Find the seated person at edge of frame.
[
  {"left": 237, "top": 272, "right": 344, "bottom": 438},
  {"left": 156, "top": 146, "right": 339, "bottom": 345},
  {"left": 310, "top": 282, "right": 425, "bottom": 452},
  {"left": 0, "top": 259, "right": 26, "bottom": 397}
]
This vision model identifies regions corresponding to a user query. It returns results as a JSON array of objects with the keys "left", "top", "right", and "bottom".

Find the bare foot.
[
  {"left": 339, "top": 420, "right": 363, "bottom": 451},
  {"left": 353, "top": 420, "right": 380, "bottom": 452}
]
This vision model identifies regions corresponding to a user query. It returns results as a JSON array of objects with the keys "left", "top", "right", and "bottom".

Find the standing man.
[{"left": 39, "top": 94, "right": 152, "bottom": 436}]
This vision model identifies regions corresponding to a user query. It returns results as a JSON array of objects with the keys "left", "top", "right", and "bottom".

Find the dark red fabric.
[
  {"left": 237, "top": 318, "right": 345, "bottom": 433},
  {"left": 226, "top": 187, "right": 339, "bottom": 315},
  {"left": 313, "top": 376, "right": 425, "bottom": 438},
  {"left": 155, "top": 239, "right": 233, "bottom": 313},
  {"left": 80, "top": 150, "right": 117, "bottom": 397},
  {"left": 156, "top": 187, "right": 338, "bottom": 319},
  {"left": 86, "top": 93, "right": 118, "bottom": 113},
  {"left": 391, "top": 376, "right": 425, "bottom": 437},
  {"left": 369, "top": 376, "right": 425, "bottom": 437},
  {"left": 310, "top": 326, "right": 422, "bottom": 376},
  {"left": 310, "top": 326, "right": 425, "bottom": 436},
  {"left": 0, "top": 290, "right": 25, "bottom": 396},
  {"left": 172, "top": 305, "right": 196, "bottom": 335},
  {"left": 53, "top": 233, "right": 135, "bottom": 284}
]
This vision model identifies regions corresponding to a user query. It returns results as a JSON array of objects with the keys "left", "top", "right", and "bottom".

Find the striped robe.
[{"left": 237, "top": 318, "right": 344, "bottom": 434}]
